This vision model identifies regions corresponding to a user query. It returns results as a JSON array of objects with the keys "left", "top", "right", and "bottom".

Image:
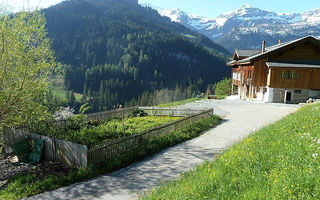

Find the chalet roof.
[
  {"left": 227, "top": 60, "right": 237, "bottom": 66},
  {"left": 235, "top": 49, "right": 261, "bottom": 58},
  {"left": 266, "top": 61, "right": 320, "bottom": 69},
  {"left": 227, "top": 36, "right": 320, "bottom": 66}
]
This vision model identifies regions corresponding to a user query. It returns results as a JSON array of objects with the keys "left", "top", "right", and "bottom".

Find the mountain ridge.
[
  {"left": 144, "top": 4, "right": 320, "bottom": 52},
  {"left": 43, "top": 0, "right": 231, "bottom": 111}
]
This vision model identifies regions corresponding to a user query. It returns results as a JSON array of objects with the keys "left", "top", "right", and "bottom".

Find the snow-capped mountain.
[{"left": 143, "top": 4, "right": 320, "bottom": 52}]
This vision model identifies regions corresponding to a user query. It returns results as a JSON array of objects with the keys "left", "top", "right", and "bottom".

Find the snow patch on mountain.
[
  {"left": 140, "top": 2, "right": 320, "bottom": 51},
  {"left": 301, "top": 8, "right": 320, "bottom": 25},
  {"left": 150, "top": 4, "right": 320, "bottom": 33}
]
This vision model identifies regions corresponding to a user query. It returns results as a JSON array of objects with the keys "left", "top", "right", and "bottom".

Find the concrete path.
[{"left": 27, "top": 100, "right": 299, "bottom": 200}]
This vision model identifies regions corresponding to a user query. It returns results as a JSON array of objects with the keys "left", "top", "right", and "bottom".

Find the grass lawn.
[
  {"left": 0, "top": 116, "right": 221, "bottom": 200},
  {"left": 141, "top": 103, "right": 320, "bottom": 200},
  {"left": 156, "top": 97, "right": 203, "bottom": 108}
]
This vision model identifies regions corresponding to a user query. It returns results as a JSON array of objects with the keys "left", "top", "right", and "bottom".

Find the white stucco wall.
[
  {"left": 255, "top": 87, "right": 266, "bottom": 101},
  {"left": 264, "top": 87, "right": 274, "bottom": 103},
  {"left": 265, "top": 88, "right": 310, "bottom": 103},
  {"left": 309, "top": 90, "right": 320, "bottom": 99}
]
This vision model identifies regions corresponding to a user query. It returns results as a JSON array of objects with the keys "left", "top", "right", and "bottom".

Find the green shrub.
[
  {"left": 130, "top": 109, "right": 148, "bottom": 117},
  {"left": 214, "top": 78, "right": 232, "bottom": 96}
]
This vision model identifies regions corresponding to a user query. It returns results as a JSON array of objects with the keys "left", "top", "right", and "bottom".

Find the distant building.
[{"left": 227, "top": 36, "right": 320, "bottom": 103}]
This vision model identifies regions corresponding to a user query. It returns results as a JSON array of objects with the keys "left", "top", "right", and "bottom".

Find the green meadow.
[{"left": 141, "top": 103, "right": 320, "bottom": 200}]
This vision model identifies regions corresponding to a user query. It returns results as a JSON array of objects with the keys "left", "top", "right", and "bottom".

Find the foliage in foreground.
[
  {"left": 31, "top": 116, "right": 180, "bottom": 147},
  {"left": 141, "top": 103, "right": 320, "bottom": 200},
  {"left": 0, "top": 11, "right": 55, "bottom": 127},
  {"left": 156, "top": 97, "right": 202, "bottom": 108},
  {"left": 0, "top": 116, "right": 221, "bottom": 200}
]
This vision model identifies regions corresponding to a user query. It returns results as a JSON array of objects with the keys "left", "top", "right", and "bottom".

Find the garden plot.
[
  {"left": 30, "top": 115, "right": 180, "bottom": 147},
  {"left": 1, "top": 108, "right": 219, "bottom": 199}
]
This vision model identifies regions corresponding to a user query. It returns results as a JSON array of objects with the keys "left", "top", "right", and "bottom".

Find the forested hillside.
[{"left": 44, "top": 0, "right": 230, "bottom": 111}]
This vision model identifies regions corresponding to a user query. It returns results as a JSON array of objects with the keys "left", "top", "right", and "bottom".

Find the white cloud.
[{"left": 0, "top": 0, "right": 65, "bottom": 12}]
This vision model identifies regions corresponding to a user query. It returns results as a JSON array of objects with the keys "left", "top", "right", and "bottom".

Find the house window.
[
  {"left": 233, "top": 73, "right": 237, "bottom": 80},
  {"left": 279, "top": 70, "right": 298, "bottom": 79},
  {"left": 232, "top": 72, "right": 241, "bottom": 81}
]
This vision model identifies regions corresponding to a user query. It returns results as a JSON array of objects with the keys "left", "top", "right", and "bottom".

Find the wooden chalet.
[{"left": 227, "top": 36, "right": 320, "bottom": 103}]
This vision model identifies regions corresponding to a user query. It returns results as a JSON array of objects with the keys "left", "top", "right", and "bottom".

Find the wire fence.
[
  {"left": 138, "top": 107, "right": 207, "bottom": 117},
  {"left": 86, "top": 107, "right": 208, "bottom": 121}
]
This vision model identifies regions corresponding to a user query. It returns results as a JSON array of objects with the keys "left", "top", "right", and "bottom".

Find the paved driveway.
[{"left": 27, "top": 100, "right": 299, "bottom": 200}]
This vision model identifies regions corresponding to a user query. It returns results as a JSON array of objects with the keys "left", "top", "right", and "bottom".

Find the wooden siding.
[
  {"left": 251, "top": 42, "right": 320, "bottom": 89},
  {"left": 252, "top": 58, "right": 268, "bottom": 87},
  {"left": 269, "top": 68, "right": 320, "bottom": 89},
  {"left": 232, "top": 39, "right": 320, "bottom": 93},
  {"left": 311, "top": 70, "right": 320, "bottom": 89},
  {"left": 269, "top": 42, "right": 320, "bottom": 61},
  {"left": 232, "top": 66, "right": 254, "bottom": 86}
]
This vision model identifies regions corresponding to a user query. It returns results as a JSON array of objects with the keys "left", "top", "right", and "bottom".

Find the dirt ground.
[{"left": 0, "top": 153, "right": 74, "bottom": 189}]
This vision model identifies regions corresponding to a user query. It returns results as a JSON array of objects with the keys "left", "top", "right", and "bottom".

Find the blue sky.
[{"left": 1, "top": 0, "right": 319, "bottom": 18}]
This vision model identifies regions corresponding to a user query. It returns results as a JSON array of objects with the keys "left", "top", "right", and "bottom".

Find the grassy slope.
[
  {"left": 155, "top": 96, "right": 228, "bottom": 108},
  {"left": 156, "top": 97, "right": 203, "bottom": 108},
  {"left": 0, "top": 116, "right": 221, "bottom": 200},
  {"left": 50, "top": 76, "right": 82, "bottom": 102},
  {"left": 141, "top": 103, "right": 320, "bottom": 200}
]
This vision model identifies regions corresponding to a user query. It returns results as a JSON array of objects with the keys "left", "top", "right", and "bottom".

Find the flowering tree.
[
  {"left": 0, "top": 11, "right": 56, "bottom": 126},
  {"left": 53, "top": 107, "right": 75, "bottom": 121}
]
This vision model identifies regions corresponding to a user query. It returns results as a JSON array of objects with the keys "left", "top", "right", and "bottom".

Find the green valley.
[{"left": 43, "top": 0, "right": 230, "bottom": 112}]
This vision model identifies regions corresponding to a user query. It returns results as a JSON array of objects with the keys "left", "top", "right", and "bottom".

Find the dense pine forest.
[{"left": 44, "top": 0, "right": 231, "bottom": 111}]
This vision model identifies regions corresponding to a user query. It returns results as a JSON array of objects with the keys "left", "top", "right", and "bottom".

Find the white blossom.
[{"left": 53, "top": 107, "right": 75, "bottom": 121}]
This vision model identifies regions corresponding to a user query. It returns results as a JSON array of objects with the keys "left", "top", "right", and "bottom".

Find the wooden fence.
[
  {"left": 138, "top": 107, "right": 207, "bottom": 117},
  {"left": 86, "top": 107, "right": 138, "bottom": 121},
  {"left": 88, "top": 109, "right": 213, "bottom": 165},
  {"left": 3, "top": 128, "right": 87, "bottom": 168},
  {"left": 86, "top": 106, "right": 207, "bottom": 121}
]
